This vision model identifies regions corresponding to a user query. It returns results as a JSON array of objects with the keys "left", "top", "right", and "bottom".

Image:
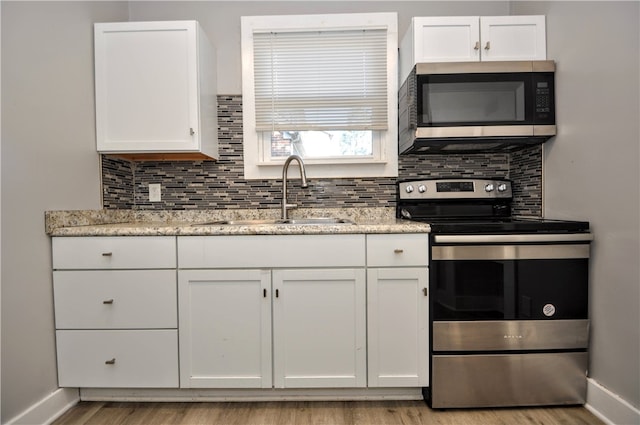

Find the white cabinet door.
[
  {"left": 178, "top": 269, "right": 272, "bottom": 388},
  {"left": 400, "top": 16, "right": 479, "bottom": 81},
  {"left": 273, "top": 269, "right": 366, "bottom": 388},
  {"left": 414, "top": 16, "right": 480, "bottom": 63},
  {"left": 367, "top": 268, "right": 429, "bottom": 387},
  {"left": 94, "top": 21, "right": 217, "bottom": 158},
  {"left": 480, "top": 16, "right": 547, "bottom": 61}
]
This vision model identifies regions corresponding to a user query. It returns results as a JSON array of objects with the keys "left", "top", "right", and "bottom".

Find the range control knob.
[
  {"left": 405, "top": 185, "right": 414, "bottom": 193},
  {"left": 484, "top": 183, "right": 495, "bottom": 192},
  {"left": 497, "top": 183, "right": 508, "bottom": 192},
  {"left": 418, "top": 184, "right": 427, "bottom": 193}
]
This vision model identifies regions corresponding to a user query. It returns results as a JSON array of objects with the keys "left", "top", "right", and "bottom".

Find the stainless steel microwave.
[{"left": 399, "top": 60, "right": 556, "bottom": 154}]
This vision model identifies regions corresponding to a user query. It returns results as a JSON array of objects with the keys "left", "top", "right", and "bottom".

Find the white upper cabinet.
[
  {"left": 400, "top": 16, "right": 479, "bottom": 74},
  {"left": 94, "top": 21, "right": 218, "bottom": 160},
  {"left": 400, "top": 15, "right": 546, "bottom": 81},
  {"left": 480, "top": 16, "right": 547, "bottom": 62}
]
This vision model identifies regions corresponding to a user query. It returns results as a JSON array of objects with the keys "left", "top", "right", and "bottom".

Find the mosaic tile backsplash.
[{"left": 102, "top": 95, "right": 542, "bottom": 216}]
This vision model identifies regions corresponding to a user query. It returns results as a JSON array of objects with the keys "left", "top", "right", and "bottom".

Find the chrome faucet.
[{"left": 281, "top": 154, "right": 308, "bottom": 220}]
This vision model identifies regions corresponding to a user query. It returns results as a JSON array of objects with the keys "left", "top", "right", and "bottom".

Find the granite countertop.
[{"left": 45, "top": 207, "right": 431, "bottom": 236}]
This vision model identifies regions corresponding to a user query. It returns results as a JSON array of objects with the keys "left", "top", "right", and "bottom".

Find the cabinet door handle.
[
  {"left": 102, "top": 299, "right": 114, "bottom": 304},
  {"left": 423, "top": 288, "right": 428, "bottom": 296},
  {"left": 474, "top": 41, "right": 480, "bottom": 50},
  {"left": 190, "top": 127, "right": 195, "bottom": 136},
  {"left": 105, "top": 358, "right": 116, "bottom": 365},
  {"left": 101, "top": 252, "right": 113, "bottom": 257},
  {"left": 484, "top": 41, "right": 491, "bottom": 50},
  {"left": 394, "top": 249, "right": 404, "bottom": 254},
  {"left": 275, "top": 289, "right": 279, "bottom": 298},
  {"left": 263, "top": 289, "right": 267, "bottom": 298}
]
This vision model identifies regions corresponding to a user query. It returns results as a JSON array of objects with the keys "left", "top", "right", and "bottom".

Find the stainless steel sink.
[
  {"left": 197, "top": 219, "right": 281, "bottom": 226},
  {"left": 280, "top": 218, "right": 354, "bottom": 225},
  {"left": 193, "top": 217, "right": 353, "bottom": 226}
]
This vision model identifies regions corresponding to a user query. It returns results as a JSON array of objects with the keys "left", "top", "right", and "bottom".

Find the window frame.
[{"left": 241, "top": 12, "right": 398, "bottom": 180}]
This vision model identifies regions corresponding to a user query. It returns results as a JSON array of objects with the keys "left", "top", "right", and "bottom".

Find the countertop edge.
[{"left": 46, "top": 208, "right": 431, "bottom": 236}]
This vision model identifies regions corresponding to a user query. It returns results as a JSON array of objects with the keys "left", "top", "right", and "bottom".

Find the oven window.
[{"left": 431, "top": 258, "right": 588, "bottom": 321}]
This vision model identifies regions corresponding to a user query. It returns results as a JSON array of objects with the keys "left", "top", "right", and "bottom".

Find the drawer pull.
[
  {"left": 101, "top": 252, "right": 113, "bottom": 257},
  {"left": 105, "top": 358, "right": 116, "bottom": 365},
  {"left": 103, "top": 299, "right": 114, "bottom": 304},
  {"left": 394, "top": 249, "right": 404, "bottom": 254}
]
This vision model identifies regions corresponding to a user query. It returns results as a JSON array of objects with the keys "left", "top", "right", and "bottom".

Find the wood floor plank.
[
  {"left": 51, "top": 401, "right": 106, "bottom": 425},
  {"left": 53, "top": 400, "right": 605, "bottom": 425}
]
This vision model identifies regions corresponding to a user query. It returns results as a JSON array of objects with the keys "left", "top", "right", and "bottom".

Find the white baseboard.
[
  {"left": 586, "top": 378, "right": 640, "bottom": 425},
  {"left": 5, "top": 387, "right": 79, "bottom": 425}
]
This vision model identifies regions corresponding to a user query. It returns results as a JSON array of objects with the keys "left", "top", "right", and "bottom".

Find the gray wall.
[
  {"left": 127, "top": 1, "right": 510, "bottom": 94},
  {"left": 0, "top": 2, "right": 128, "bottom": 422},
  {"left": 1, "top": 0, "right": 638, "bottom": 421},
  {"left": 512, "top": 1, "right": 640, "bottom": 409}
]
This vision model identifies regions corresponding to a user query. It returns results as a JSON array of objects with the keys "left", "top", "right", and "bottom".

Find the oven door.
[
  {"left": 417, "top": 71, "right": 555, "bottom": 128},
  {"left": 430, "top": 235, "right": 591, "bottom": 323}
]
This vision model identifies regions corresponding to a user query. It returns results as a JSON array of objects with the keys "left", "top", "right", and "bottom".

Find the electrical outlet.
[{"left": 149, "top": 183, "right": 161, "bottom": 202}]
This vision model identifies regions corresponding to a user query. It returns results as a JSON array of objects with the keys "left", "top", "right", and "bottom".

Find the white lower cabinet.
[
  {"left": 367, "top": 268, "right": 429, "bottom": 387},
  {"left": 178, "top": 267, "right": 367, "bottom": 389},
  {"left": 52, "top": 236, "right": 179, "bottom": 388},
  {"left": 178, "top": 269, "right": 272, "bottom": 388},
  {"left": 52, "top": 233, "right": 429, "bottom": 392},
  {"left": 273, "top": 268, "right": 367, "bottom": 388},
  {"left": 177, "top": 234, "right": 367, "bottom": 389},
  {"left": 366, "top": 234, "right": 429, "bottom": 387}
]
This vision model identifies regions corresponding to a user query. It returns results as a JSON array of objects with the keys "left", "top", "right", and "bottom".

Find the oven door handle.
[
  {"left": 432, "top": 244, "right": 590, "bottom": 260},
  {"left": 433, "top": 233, "right": 593, "bottom": 244}
]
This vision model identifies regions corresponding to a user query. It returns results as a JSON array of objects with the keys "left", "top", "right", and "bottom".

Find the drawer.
[
  {"left": 431, "top": 352, "right": 587, "bottom": 408},
  {"left": 178, "top": 234, "right": 365, "bottom": 268},
  {"left": 366, "top": 234, "right": 429, "bottom": 267},
  {"left": 54, "top": 270, "right": 177, "bottom": 329},
  {"left": 56, "top": 330, "right": 179, "bottom": 388},
  {"left": 52, "top": 236, "right": 176, "bottom": 270}
]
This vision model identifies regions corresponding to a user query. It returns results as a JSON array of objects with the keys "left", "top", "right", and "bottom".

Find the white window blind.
[{"left": 253, "top": 28, "right": 388, "bottom": 132}]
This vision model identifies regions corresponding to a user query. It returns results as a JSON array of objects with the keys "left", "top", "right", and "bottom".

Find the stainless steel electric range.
[{"left": 397, "top": 178, "right": 593, "bottom": 409}]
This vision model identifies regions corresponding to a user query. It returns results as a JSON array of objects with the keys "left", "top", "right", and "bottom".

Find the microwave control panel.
[
  {"left": 533, "top": 73, "right": 555, "bottom": 123},
  {"left": 536, "top": 82, "right": 551, "bottom": 113}
]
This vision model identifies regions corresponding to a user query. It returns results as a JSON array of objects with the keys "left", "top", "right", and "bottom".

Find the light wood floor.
[{"left": 53, "top": 400, "right": 605, "bottom": 425}]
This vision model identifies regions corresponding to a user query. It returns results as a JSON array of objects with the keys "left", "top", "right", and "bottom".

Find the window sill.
[{"left": 244, "top": 160, "right": 398, "bottom": 180}]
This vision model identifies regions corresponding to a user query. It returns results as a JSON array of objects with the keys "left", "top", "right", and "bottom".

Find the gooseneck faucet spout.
[{"left": 281, "top": 154, "right": 308, "bottom": 220}]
